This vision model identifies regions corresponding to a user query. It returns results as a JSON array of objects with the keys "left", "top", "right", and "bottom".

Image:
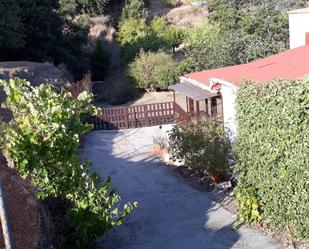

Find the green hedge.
[{"left": 235, "top": 78, "right": 309, "bottom": 239}]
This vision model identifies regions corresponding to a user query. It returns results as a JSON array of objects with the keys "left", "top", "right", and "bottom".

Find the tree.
[
  {"left": 59, "top": 0, "right": 112, "bottom": 16},
  {"left": 0, "top": 0, "right": 90, "bottom": 79},
  {"left": 0, "top": 0, "right": 25, "bottom": 50},
  {"left": 128, "top": 50, "right": 177, "bottom": 91},
  {"left": 120, "top": 0, "right": 147, "bottom": 22},
  {"left": 90, "top": 40, "right": 110, "bottom": 81},
  {"left": 208, "top": 0, "right": 307, "bottom": 45},
  {"left": 0, "top": 78, "right": 137, "bottom": 248}
]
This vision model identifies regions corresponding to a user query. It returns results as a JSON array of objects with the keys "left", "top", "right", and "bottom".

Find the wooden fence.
[{"left": 89, "top": 102, "right": 180, "bottom": 130}]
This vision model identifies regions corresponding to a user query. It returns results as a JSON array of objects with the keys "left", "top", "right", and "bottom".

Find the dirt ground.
[
  {"left": 96, "top": 91, "right": 188, "bottom": 110},
  {"left": 0, "top": 61, "right": 73, "bottom": 86},
  {"left": 148, "top": 0, "right": 208, "bottom": 28},
  {"left": 0, "top": 155, "right": 52, "bottom": 249}
]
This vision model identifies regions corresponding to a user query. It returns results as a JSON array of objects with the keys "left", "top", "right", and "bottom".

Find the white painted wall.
[
  {"left": 288, "top": 9, "right": 309, "bottom": 49},
  {"left": 220, "top": 84, "right": 238, "bottom": 140}
]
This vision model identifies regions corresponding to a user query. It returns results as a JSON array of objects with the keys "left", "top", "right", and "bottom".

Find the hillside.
[{"left": 0, "top": 61, "right": 73, "bottom": 86}]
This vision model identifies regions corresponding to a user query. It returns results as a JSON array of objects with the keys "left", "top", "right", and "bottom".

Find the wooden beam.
[
  {"left": 196, "top": 101, "right": 200, "bottom": 124},
  {"left": 205, "top": 99, "right": 209, "bottom": 117},
  {"left": 211, "top": 97, "right": 217, "bottom": 117}
]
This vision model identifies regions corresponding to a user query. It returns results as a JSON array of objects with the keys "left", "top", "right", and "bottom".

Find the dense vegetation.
[
  {"left": 0, "top": 0, "right": 115, "bottom": 80},
  {"left": 235, "top": 78, "right": 309, "bottom": 239},
  {"left": 1, "top": 0, "right": 306, "bottom": 94},
  {"left": 169, "top": 120, "right": 232, "bottom": 182},
  {"left": 0, "top": 78, "right": 136, "bottom": 248},
  {"left": 128, "top": 50, "right": 177, "bottom": 91},
  {"left": 117, "top": 0, "right": 307, "bottom": 92}
]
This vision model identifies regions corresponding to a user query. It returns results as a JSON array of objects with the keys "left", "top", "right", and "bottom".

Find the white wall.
[
  {"left": 288, "top": 10, "right": 309, "bottom": 49},
  {"left": 220, "top": 84, "right": 238, "bottom": 140}
]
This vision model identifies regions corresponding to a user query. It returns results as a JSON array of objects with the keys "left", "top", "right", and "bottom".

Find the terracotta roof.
[{"left": 185, "top": 45, "right": 309, "bottom": 87}]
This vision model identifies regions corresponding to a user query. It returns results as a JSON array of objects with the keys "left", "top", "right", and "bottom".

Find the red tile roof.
[{"left": 185, "top": 45, "right": 309, "bottom": 87}]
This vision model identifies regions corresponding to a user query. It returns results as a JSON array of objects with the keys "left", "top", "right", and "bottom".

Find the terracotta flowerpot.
[
  {"left": 210, "top": 175, "right": 218, "bottom": 185},
  {"left": 153, "top": 145, "right": 161, "bottom": 156}
]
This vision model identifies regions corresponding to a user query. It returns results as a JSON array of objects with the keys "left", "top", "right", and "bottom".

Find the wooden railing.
[
  {"left": 173, "top": 102, "right": 190, "bottom": 126},
  {"left": 89, "top": 102, "right": 176, "bottom": 130}
]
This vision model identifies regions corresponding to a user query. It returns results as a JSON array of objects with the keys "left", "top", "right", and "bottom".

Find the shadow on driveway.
[{"left": 80, "top": 126, "right": 281, "bottom": 249}]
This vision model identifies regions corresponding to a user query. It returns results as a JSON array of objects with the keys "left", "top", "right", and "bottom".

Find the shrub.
[
  {"left": 163, "top": 26, "right": 184, "bottom": 52},
  {"left": 150, "top": 16, "right": 167, "bottom": 34},
  {"left": 222, "top": 33, "right": 286, "bottom": 65},
  {"left": 59, "top": 0, "right": 112, "bottom": 16},
  {"left": 118, "top": 18, "right": 149, "bottom": 46},
  {"left": 0, "top": 78, "right": 137, "bottom": 248},
  {"left": 120, "top": 0, "right": 147, "bottom": 22},
  {"left": 128, "top": 50, "right": 177, "bottom": 91},
  {"left": 150, "top": 17, "right": 184, "bottom": 52},
  {"left": 235, "top": 78, "right": 309, "bottom": 239},
  {"left": 234, "top": 186, "right": 262, "bottom": 228},
  {"left": 185, "top": 19, "right": 220, "bottom": 50},
  {"left": 169, "top": 120, "right": 232, "bottom": 180},
  {"left": 163, "top": 0, "right": 178, "bottom": 7},
  {"left": 90, "top": 40, "right": 110, "bottom": 81}
]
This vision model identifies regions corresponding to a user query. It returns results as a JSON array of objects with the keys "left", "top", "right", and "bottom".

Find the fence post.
[
  {"left": 144, "top": 105, "right": 149, "bottom": 127},
  {"left": 124, "top": 107, "right": 129, "bottom": 129}
]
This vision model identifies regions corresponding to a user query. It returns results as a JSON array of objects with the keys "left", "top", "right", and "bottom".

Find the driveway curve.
[{"left": 80, "top": 125, "right": 282, "bottom": 249}]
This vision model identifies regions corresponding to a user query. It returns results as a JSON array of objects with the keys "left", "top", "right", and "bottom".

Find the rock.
[
  {"left": 190, "top": 1, "right": 208, "bottom": 7},
  {"left": 216, "top": 181, "right": 232, "bottom": 191}
]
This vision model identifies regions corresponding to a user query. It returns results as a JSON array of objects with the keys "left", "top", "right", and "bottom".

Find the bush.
[
  {"left": 222, "top": 33, "right": 286, "bottom": 65},
  {"left": 150, "top": 17, "right": 184, "bottom": 52},
  {"left": 185, "top": 19, "right": 220, "bottom": 50},
  {"left": 163, "top": 0, "right": 179, "bottom": 7},
  {"left": 235, "top": 78, "right": 309, "bottom": 239},
  {"left": 59, "top": 0, "right": 112, "bottom": 16},
  {"left": 120, "top": 0, "right": 147, "bottom": 22},
  {"left": 90, "top": 40, "right": 110, "bottom": 81},
  {"left": 169, "top": 120, "right": 232, "bottom": 180},
  {"left": 163, "top": 26, "right": 184, "bottom": 52},
  {"left": 128, "top": 50, "right": 177, "bottom": 91},
  {"left": 0, "top": 78, "right": 137, "bottom": 248},
  {"left": 118, "top": 18, "right": 149, "bottom": 46}
]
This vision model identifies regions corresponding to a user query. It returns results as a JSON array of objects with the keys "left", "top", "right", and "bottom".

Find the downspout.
[{"left": 0, "top": 179, "right": 13, "bottom": 249}]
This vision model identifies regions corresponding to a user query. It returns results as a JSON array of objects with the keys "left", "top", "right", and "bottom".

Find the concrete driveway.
[{"left": 80, "top": 125, "right": 282, "bottom": 249}]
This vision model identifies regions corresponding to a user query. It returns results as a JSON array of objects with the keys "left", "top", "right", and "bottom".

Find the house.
[{"left": 170, "top": 8, "right": 309, "bottom": 137}]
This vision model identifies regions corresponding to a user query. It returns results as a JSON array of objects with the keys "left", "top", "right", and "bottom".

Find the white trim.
[
  {"left": 180, "top": 76, "right": 218, "bottom": 93},
  {"left": 209, "top": 77, "right": 238, "bottom": 91}
]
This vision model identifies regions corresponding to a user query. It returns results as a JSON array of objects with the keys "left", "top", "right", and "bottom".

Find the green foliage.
[
  {"left": 185, "top": 19, "right": 220, "bottom": 50},
  {"left": 120, "top": 0, "right": 147, "bottom": 22},
  {"left": 118, "top": 15, "right": 184, "bottom": 64},
  {"left": 59, "top": 0, "right": 112, "bottom": 16},
  {"left": 0, "top": 0, "right": 25, "bottom": 49},
  {"left": 234, "top": 186, "right": 262, "bottom": 228},
  {"left": 163, "top": 0, "right": 178, "bottom": 7},
  {"left": 0, "top": 0, "right": 90, "bottom": 79},
  {"left": 179, "top": 18, "right": 286, "bottom": 75},
  {"left": 118, "top": 18, "right": 149, "bottom": 46},
  {"left": 208, "top": 0, "right": 307, "bottom": 45},
  {"left": 128, "top": 50, "right": 177, "bottom": 91},
  {"left": 150, "top": 17, "right": 184, "bottom": 51},
  {"left": 90, "top": 40, "right": 110, "bottom": 81},
  {"left": 162, "top": 26, "right": 184, "bottom": 52},
  {"left": 169, "top": 120, "right": 231, "bottom": 179},
  {"left": 0, "top": 78, "right": 136, "bottom": 248},
  {"left": 235, "top": 78, "right": 309, "bottom": 239},
  {"left": 150, "top": 16, "right": 167, "bottom": 34},
  {"left": 177, "top": 0, "right": 307, "bottom": 74},
  {"left": 213, "top": 32, "right": 286, "bottom": 66}
]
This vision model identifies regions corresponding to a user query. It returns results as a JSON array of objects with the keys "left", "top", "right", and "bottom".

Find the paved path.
[{"left": 80, "top": 126, "right": 282, "bottom": 249}]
